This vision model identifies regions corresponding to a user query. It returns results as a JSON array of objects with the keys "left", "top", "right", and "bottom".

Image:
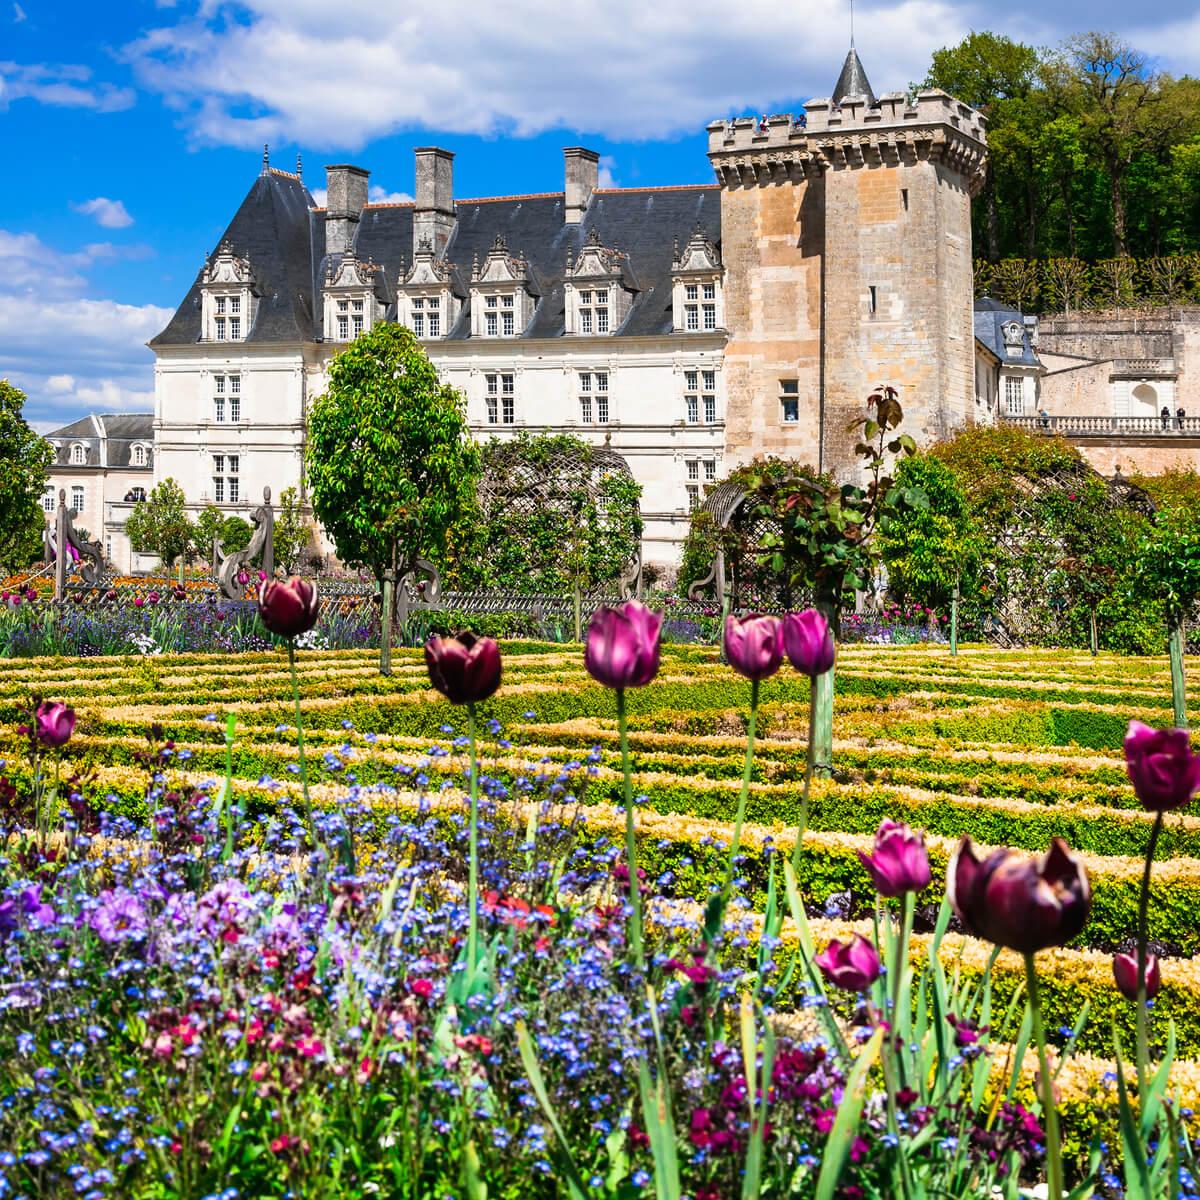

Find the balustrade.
[{"left": 1005, "top": 414, "right": 1200, "bottom": 437}]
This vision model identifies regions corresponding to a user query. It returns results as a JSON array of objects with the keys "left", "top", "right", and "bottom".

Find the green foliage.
[
  {"left": 306, "top": 324, "right": 480, "bottom": 578},
  {"left": 453, "top": 434, "right": 642, "bottom": 593},
  {"left": 0, "top": 380, "right": 54, "bottom": 572},
  {"left": 124, "top": 478, "right": 194, "bottom": 568},
  {"left": 879, "top": 456, "right": 982, "bottom": 609},
  {"left": 192, "top": 505, "right": 224, "bottom": 561},
  {"left": 1130, "top": 468, "right": 1200, "bottom": 518},
  {"left": 1135, "top": 506, "right": 1200, "bottom": 626},
  {"left": 273, "top": 486, "right": 311, "bottom": 572},
  {"left": 927, "top": 30, "right": 1200, "bottom": 263},
  {"left": 219, "top": 516, "right": 252, "bottom": 553}
]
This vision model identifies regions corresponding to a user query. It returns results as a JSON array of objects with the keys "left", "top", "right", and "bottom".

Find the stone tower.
[{"left": 708, "top": 53, "right": 988, "bottom": 477}]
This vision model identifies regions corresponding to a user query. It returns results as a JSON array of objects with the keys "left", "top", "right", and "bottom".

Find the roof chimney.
[
  {"left": 414, "top": 147, "right": 455, "bottom": 255},
  {"left": 564, "top": 147, "right": 599, "bottom": 224},
  {"left": 324, "top": 164, "right": 370, "bottom": 255}
]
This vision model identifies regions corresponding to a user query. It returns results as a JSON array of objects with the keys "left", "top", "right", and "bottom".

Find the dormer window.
[
  {"left": 397, "top": 236, "right": 463, "bottom": 340},
  {"left": 323, "top": 251, "right": 383, "bottom": 343},
  {"left": 469, "top": 235, "right": 538, "bottom": 339},
  {"left": 200, "top": 241, "right": 258, "bottom": 342},
  {"left": 132, "top": 444, "right": 147, "bottom": 467},
  {"left": 564, "top": 230, "right": 636, "bottom": 337},
  {"left": 672, "top": 225, "right": 723, "bottom": 334},
  {"left": 70, "top": 443, "right": 85, "bottom": 465},
  {"left": 1002, "top": 321, "right": 1024, "bottom": 354}
]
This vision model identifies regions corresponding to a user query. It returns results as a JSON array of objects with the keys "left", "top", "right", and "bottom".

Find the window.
[
  {"left": 702, "top": 283, "right": 716, "bottom": 300},
  {"left": 686, "top": 459, "right": 699, "bottom": 481},
  {"left": 486, "top": 312, "right": 498, "bottom": 337},
  {"left": 428, "top": 307, "right": 440, "bottom": 338},
  {"left": 71, "top": 486, "right": 84, "bottom": 514},
  {"left": 703, "top": 304, "right": 717, "bottom": 331},
  {"left": 704, "top": 459, "right": 717, "bottom": 481},
  {"left": 42, "top": 486, "right": 55, "bottom": 513},
  {"left": 352, "top": 299, "right": 364, "bottom": 337},
  {"left": 212, "top": 454, "right": 239, "bottom": 503},
  {"left": 337, "top": 299, "right": 349, "bottom": 342},
  {"left": 485, "top": 373, "right": 515, "bottom": 423},
  {"left": 578, "top": 287, "right": 610, "bottom": 336},
  {"left": 579, "top": 371, "right": 610, "bottom": 424},
  {"left": 901, "top": 188, "right": 909, "bottom": 211},
  {"left": 501, "top": 374, "right": 515, "bottom": 424},
  {"left": 1005, "top": 375, "right": 1025, "bottom": 416},
  {"left": 685, "top": 370, "right": 717, "bottom": 424},
  {"left": 215, "top": 375, "right": 240, "bottom": 422},
  {"left": 133, "top": 444, "right": 146, "bottom": 467},
  {"left": 686, "top": 484, "right": 700, "bottom": 511},
  {"left": 780, "top": 379, "right": 799, "bottom": 424},
  {"left": 216, "top": 297, "right": 227, "bottom": 315},
  {"left": 130, "top": 487, "right": 146, "bottom": 502},
  {"left": 685, "top": 304, "right": 699, "bottom": 331},
  {"left": 230, "top": 317, "right": 241, "bottom": 340},
  {"left": 868, "top": 286, "right": 878, "bottom": 315},
  {"left": 71, "top": 443, "right": 85, "bottom": 465},
  {"left": 230, "top": 376, "right": 241, "bottom": 423},
  {"left": 502, "top": 310, "right": 514, "bottom": 337}
]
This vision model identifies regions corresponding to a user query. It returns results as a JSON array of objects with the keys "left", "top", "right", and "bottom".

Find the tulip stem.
[
  {"left": 615, "top": 687, "right": 645, "bottom": 971},
  {"left": 1136, "top": 810, "right": 1163, "bottom": 1090},
  {"left": 723, "top": 678, "right": 760, "bottom": 904},
  {"left": 466, "top": 701, "right": 481, "bottom": 972},
  {"left": 891, "top": 891, "right": 912, "bottom": 1088},
  {"left": 287, "top": 640, "right": 313, "bottom": 834},
  {"left": 1024, "top": 952, "right": 1064, "bottom": 1200},
  {"left": 790, "top": 681, "right": 818, "bottom": 874}
]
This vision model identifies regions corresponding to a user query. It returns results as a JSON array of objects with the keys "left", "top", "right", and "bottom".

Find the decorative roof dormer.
[
  {"left": 1001, "top": 320, "right": 1025, "bottom": 354},
  {"left": 671, "top": 224, "right": 724, "bottom": 334},
  {"left": 323, "top": 249, "right": 386, "bottom": 343},
  {"left": 563, "top": 228, "right": 638, "bottom": 336},
  {"left": 469, "top": 233, "right": 539, "bottom": 339},
  {"left": 200, "top": 240, "right": 259, "bottom": 343},
  {"left": 396, "top": 235, "right": 465, "bottom": 340}
]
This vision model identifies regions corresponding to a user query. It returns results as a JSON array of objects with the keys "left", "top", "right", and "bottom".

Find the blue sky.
[{"left": 4, "top": 0, "right": 1200, "bottom": 429}]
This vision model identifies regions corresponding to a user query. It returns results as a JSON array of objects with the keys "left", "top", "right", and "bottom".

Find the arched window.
[
  {"left": 71, "top": 444, "right": 85, "bottom": 465},
  {"left": 1132, "top": 383, "right": 1158, "bottom": 416},
  {"left": 133, "top": 444, "right": 146, "bottom": 466}
]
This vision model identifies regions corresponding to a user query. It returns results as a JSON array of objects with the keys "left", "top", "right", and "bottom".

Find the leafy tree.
[
  {"left": 273, "top": 486, "right": 312, "bottom": 573},
  {"left": 0, "top": 380, "right": 54, "bottom": 572},
  {"left": 193, "top": 505, "right": 225, "bottom": 562},
  {"left": 126, "top": 478, "right": 194, "bottom": 571},
  {"left": 879, "top": 455, "right": 982, "bottom": 612},
  {"left": 307, "top": 324, "right": 480, "bottom": 670},
  {"left": 220, "top": 516, "right": 253, "bottom": 553}
]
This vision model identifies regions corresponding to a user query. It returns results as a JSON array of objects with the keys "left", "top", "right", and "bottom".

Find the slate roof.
[
  {"left": 45, "top": 413, "right": 154, "bottom": 469},
  {"left": 832, "top": 47, "right": 877, "bottom": 107},
  {"left": 973, "top": 297, "right": 1042, "bottom": 368},
  {"left": 151, "top": 169, "right": 723, "bottom": 346}
]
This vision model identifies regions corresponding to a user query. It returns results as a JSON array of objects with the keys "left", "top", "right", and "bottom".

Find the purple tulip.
[
  {"left": 425, "top": 632, "right": 502, "bottom": 705},
  {"left": 584, "top": 601, "right": 663, "bottom": 690},
  {"left": 1113, "top": 951, "right": 1161, "bottom": 1001},
  {"left": 723, "top": 614, "right": 783, "bottom": 681},
  {"left": 783, "top": 609, "right": 835, "bottom": 677},
  {"left": 948, "top": 837, "right": 1091, "bottom": 954},
  {"left": 858, "top": 819, "right": 931, "bottom": 897},
  {"left": 34, "top": 701, "right": 75, "bottom": 748},
  {"left": 814, "top": 934, "right": 881, "bottom": 992},
  {"left": 257, "top": 577, "right": 320, "bottom": 639},
  {"left": 133, "top": 596, "right": 144, "bottom": 608},
  {"left": 1124, "top": 721, "right": 1200, "bottom": 813}
]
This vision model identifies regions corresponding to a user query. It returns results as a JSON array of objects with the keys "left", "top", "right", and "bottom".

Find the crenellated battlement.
[{"left": 707, "top": 89, "right": 988, "bottom": 193}]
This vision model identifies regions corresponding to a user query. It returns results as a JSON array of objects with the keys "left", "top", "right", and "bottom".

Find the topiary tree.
[
  {"left": 219, "top": 516, "right": 253, "bottom": 554},
  {"left": 126, "top": 478, "right": 194, "bottom": 580},
  {"left": 0, "top": 380, "right": 54, "bottom": 573},
  {"left": 307, "top": 323, "right": 481, "bottom": 673},
  {"left": 193, "top": 504, "right": 225, "bottom": 566}
]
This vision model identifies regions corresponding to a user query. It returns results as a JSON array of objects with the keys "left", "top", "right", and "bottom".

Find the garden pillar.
[
  {"left": 812, "top": 591, "right": 837, "bottom": 777},
  {"left": 1169, "top": 615, "right": 1187, "bottom": 729},
  {"left": 950, "top": 580, "right": 960, "bottom": 657},
  {"left": 380, "top": 568, "right": 395, "bottom": 677}
]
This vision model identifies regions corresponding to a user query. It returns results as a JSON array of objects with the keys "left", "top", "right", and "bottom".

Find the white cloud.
[
  {"left": 597, "top": 155, "right": 618, "bottom": 190},
  {"left": 368, "top": 185, "right": 412, "bottom": 204},
  {"left": 0, "top": 229, "right": 171, "bottom": 424},
  {"left": 0, "top": 61, "right": 135, "bottom": 112},
  {"left": 13, "top": 4, "right": 26, "bottom": 23},
  {"left": 123, "top": 0, "right": 978, "bottom": 148},
  {"left": 73, "top": 196, "right": 135, "bottom": 228}
]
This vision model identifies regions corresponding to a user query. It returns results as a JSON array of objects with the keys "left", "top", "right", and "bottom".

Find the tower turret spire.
[{"left": 832, "top": 45, "right": 876, "bottom": 107}]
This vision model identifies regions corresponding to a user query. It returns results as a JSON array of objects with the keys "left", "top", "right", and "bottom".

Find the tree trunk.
[
  {"left": 985, "top": 175, "right": 1000, "bottom": 262},
  {"left": 1110, "top": 166, "right": 1129, "bottom": 258},
  {"left": 1024, "top": 175, "right": 1038, "bottom": 257},
  {"left": 379, "top": 568, "right": 395, "bottom": 677}
]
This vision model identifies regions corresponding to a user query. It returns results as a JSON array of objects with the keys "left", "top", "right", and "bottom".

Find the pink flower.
[
  {"left": 857, "top": 820, "right": 931, "bottom": 897},
  {"left": 425, "top": 632, "right": 502, "bottom": 704},
  {"left": 1113, "top": 951, "right": 1161, "bottom": 1001},
  {"left": 295, "top": 1035, "right": 323, "bottom": 1058},
  {"left": 152, "top": 1032, "right": 174, "bottom": 1058},
  {"left": 782, "top": 609, "right": 835, "bottom": 677},
  {"left": 814, "top": 934, "right": 881, "bottom": 992},
  {"left": 1124, "top": 721, "right": 1200, "bottom": 812},
  {"left": 723, "top": 613, "right": 783, "bottom": 681},
  {"left": 584, "top": 601, "right": 663, "bottom": 689},
  {"left": 258, "top": 576, "right": 320, "bottom": 639},
  {"left": 410, "top": 978, "right": 434, "bottom": 999},
  {"left": 34, "top": 700, "right": 75, "bottom": 748}
]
